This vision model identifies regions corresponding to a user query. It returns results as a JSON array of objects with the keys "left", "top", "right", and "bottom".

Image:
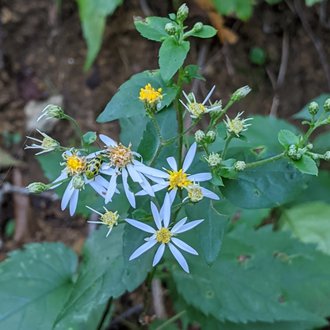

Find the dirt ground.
[{"left": 0, "top": 0, "right": 329, "bottom": 270}]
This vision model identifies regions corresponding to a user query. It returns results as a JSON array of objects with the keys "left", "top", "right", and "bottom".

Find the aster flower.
[
  {"left": 126, "top": 193, "right": 204, "bottom": 273},
  {"left": 180, "top": 86, "right": 222, "bottom": 119},
  {"left": 136, "top": 142, "right": 218, "bottom": 202},
  {"left": 86, "top": 206, "right": 119, "bottom": 237},
  {"left": 97, "top": 134, "right": 161, "bottom": 208},
  {"left": 183, "top": 183, "right": 218, "bottom": 203},
  {"left": 51, "top": 150, "right": 108, "bottom": 216},
  {"left": 139, "top": 83, "right": 163, "bottom": 114},
  {"left": 224, "top": 112, "right": 252, "bottom": 137},
  {"left": 25, "top": 129, "right": 60, "bottom": 155}
]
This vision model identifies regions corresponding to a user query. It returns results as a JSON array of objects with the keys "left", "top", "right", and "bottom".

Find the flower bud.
[
  {"left": 206, "top": 130, "right": 216, "bottom": 143},
  {"left": 177, "top": 3, "right": 189, "bottom": 22},
  {"left": 324, "top": 98, "right": 330, "bottom": 113},
  {"left": 308, "top": 101, "right": 319, "bottom": 116},
  {"left": 193, "top": 22, "right": 203, "bottom": 32},
  {"left": 324, "top": 151, "right": 330, "bottom": 161},
  {"left": 195, "top": 130, "right": 205, "bottom": 143},
  {"left": 165, "top": 22, "right": 177, "bottom": 35},
  {"left": 205, "top": 152, "right": 222, "bottom": 167},
  {"left": 37, "top": 104, "right": 66, "bottom": 121},
  {"left": 287, "top": 145, "right": 303, "bottom": 161},
  {"left": 230, "top": 86, "right": 251, "bottom": 102},
  {"left": 27, "top": 182, "right": 49, "bottom": 193},
  {"left": 72, "top": 175, "right": 85, "bottom": 190},
  {"left": 234, "top": 161, "right": 246, "bottom": 171}
]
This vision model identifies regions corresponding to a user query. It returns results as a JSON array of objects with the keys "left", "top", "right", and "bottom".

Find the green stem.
[
  {"left": 155, "top": 310, "right": 186, "bottom": 330},
  {"left": 209, "top": 99, "right": 235, "bottom": 129},
  {"left": 245, "top": 152, "right": 285, "bottom": 169},
  {"left": 97, "top": 297, "right": 113, "bottom": 330},
  {"left": 64, "top": 115, "right": 84, "bottom": 146},
  {"left": 176, "top": 68, "right": 185, "bottom": 167},
  {"left": 221, "top": 135, "right": 233, "bottom": 159},
  {"left": 301, "top": 125, "right": 315, "bottom": 145}
]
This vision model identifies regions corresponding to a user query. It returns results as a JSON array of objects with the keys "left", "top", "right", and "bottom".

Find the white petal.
[
  {"left": 168, "top": 243, "right": 189, "bottom": 273},
  {"left": 94, "top": 175, "right": 109, "bottom": 188},
  {"left": 138, "top": 174, "right": 155, "bottom": 197},
  {"left": 122, "top": 168, "right": 136, "bottom": 208},
  {"left": 143, "top": 173, "right": 168, "bottom": 184},
  {"left": 179, "top": 99, "right": 190, "bottom": 112},
  {"left": 171, "top": 217, "right": 187, "bottom": 234},
  {"left": 133, "top": 161, "right": 168, "bottom": 179},
  {"left": 201, "top": 187, "right": 220, "bottom": 200},
  {"left": 127, "top": 164, "right": 143, "bottom": 183},
  {"left": 106, "top": 227, "right": 113, "bottom": 237},
  {"left": 188, "top": 172, "right": 212, "bottom": 182},
  {"left": 51, "top": 171, "right": 67, "bottom": 189},
  {"left": 61, "top": 180, "right": 75, "bottom": 210},
  {"left": 125, "top": 219, "right": 155, "bottom": 233},
  {"left": 69, "top": 189, "right": 79, "bottom": 216},
  {"left": 175, "top": 219, "right": 204, "bottom": 234},
  {"left": 105, "top": 173, "right": 117, "bottom": 203},
  {"left": 152, "top": 244, "right": 166, "bottom": 266},
  {"left": 88, "top": 179, "right": 107, "bottom": 197},
  {"left": 86, "top": 151, "right": 103, "bottom": 159},
  {"left": 162, "top": 193, "right": 171, "bottom": 227},
  {"left": 166, "top": 157, "right": 178, "bottom": 171},
  {"left": 202, "top": 85, "right": 216, "bottom": 105},
  {"left": 151, "top": 202, "right": 161, "bottom": 229},
  {"left": 129, "top": 239, "right": 158, "bottom": 260},
  {"left": 136, "top": 182, "right": 167, "bottom": 196},
  {"left": 99, "top": 134, "right": 117, "bottom": 147},
  {"left": 169, "top": 189, "right": 177, "bottom": 203},
  {"left": 182, "top": 143, "right": 197, "bottom": 172},
  {"left": 100, "top": 167, "right": 116, "bottom": 176},
  {"left": 171, "top": 237, "right": 198, "bottom": 255}
]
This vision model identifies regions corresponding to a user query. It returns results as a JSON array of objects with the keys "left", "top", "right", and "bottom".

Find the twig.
[
  {"left": 151, "top": 279, "right": 167, "bottom": 319},
  {"left": 319, "top": 1, "right": 330, "bottom": 29},
  {"left": 108, "top": 304, "right": 143, "bottom": 329},
  {"left": 139, "top": 0, "right": 152, "bottom": 16},
  {"left": 293, "top": 0, "right": 330, "bottom": 89}
]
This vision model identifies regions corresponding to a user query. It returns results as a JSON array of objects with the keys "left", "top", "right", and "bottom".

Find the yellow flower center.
[
  {"left": 187, "top": 184, "right": 204, "bottom": 202},
  {"left": 101, "top": 211, "right": 119, "bottom": 228},
  {"left": 66, "top": 155, "right": 86, "bottom": 175},
  {"left": 228, "top": 118, "right": 244, "bottom": 136},
  {"left": 156, "top": 227, "right": 172, "bottom": 244},
  {"left": 188, "top": 102, "right": 206, "bottom": 117},
  {"left": 168, "top": 169, "right": 192, "bottom": 190},
  {"left": 108, "top": 144, "right": 133, "bottom": 168},
  {"left": 139, "top": 83, "right": 163, "bottom": 104}
]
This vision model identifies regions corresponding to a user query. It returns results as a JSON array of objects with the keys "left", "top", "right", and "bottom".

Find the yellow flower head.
[
  {"left": 108, "top": 143, "right": 133, "bottom": 168},
  {"left": 156, "top": 227, "right": 172, "bottom": 244},
  {"left": 64, "top": 152, "right": 86, "bottom": 176},
  {"left": 139, "top": 83, "right": 163, "bottom": 105},
  {"left": 168, "top": 169, "right": 192, "bottom": 190}
]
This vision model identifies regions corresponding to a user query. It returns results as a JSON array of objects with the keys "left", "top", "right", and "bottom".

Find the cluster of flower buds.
[
  {"left": 205, "top": 152, "right": 222, "bottom": 167},
  {"left": 194, "top": 130, "right": 216, "bottom": 145}
]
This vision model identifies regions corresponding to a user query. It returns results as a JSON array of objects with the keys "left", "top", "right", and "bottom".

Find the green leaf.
[
  {"left": 313, "top": 131, "right": 330, "bottom": 153},
  {"left": 171, "top": 226, "right": 330, "bottom": 324},
  {"left": 77, "top": 0, "right": 123, "bottom": 70},
  {"left": 305, "top": 0, "right": 323, "bottom": 6},
  {"left": 82, "top": 131, "right": 97, "bottom": 145},
  {"left": 186, "top": 200, "right": 228, "bottom": 264},
  {"left": 159, "top": 38, "right": 190, "bottom": 81},
  {"left": 278, "top": 129, "right": 299, "bottom": 148},
  {"left": 97, "top": 70, "right": 178, "bottom": 122},
  {"left": 293, "top": 94, "right": 330, "bottom": 120},
  {"left": 134, "top": 16, "right": 171, "bottom": 41},
  {"left": 182, "top": 64, "right": 205, "bottom": 84},
  {"left": 280, "top": 201, "right": 330, "bottom": 255},
  {"left": 55, "top": 225, "right": 152, "bottom": 327},
  {"left": 213, "top": 0, "right": 254, "bottom": 21},
  {"left": 292, "top": 155, "right": 318, "bottom": 176},
  {"left": 190, "top": 25, "right": 217, "bottom": 38},
  {"left": 0, "top": 243, "right": 77, "bottom": 329},
  {"left": 137, "top": 121, "right": 159, "bottom": 163},
  {"left": 249, "top": 47, "right": 267, "bottom": 66}
]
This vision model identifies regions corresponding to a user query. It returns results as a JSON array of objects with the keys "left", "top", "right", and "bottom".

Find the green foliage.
[
  {"left": 212, "top": 0, "right": 254, "bottom": 21},
  {"left": 171, "top": 226, "right": 330, "bottom": 326},
  {"left": 190, "top": 25, "right": 217, "bottom": 38},
  {"left": 159, "top": 38, "right": 190, "bottom": 81},
  {"left": 291, "top": 155, "right": 318, "bottom": 176},
  {"left": 77, "top": 0, "right": 123, "bottom": 70},
  {"left": 280, "top": 201, "right": 330, "bottom": 255},
  {"left": 278, "top": 129, "right": 299, "bottom": 148},
  {"left": 82, "top": 131, "right": 97, "bottom": 145},
  {"left": 134, "top": 16, "right": 172, "bottom": 41},
  {"left": 0, "top": 243, "right": 78, "bottom": 329},
  {"left": 293, "top": 94, "right": 330, "bottom": 120},
  {"left": 97, "top": 70, "right": 178, "bottom": 123},
  {"left": 249, "top": 47, "right": 267, "bottom": 66}
]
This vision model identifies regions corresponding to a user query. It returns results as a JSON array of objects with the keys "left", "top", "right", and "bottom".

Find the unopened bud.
[
  {"left": 37, "top": 104, "right": 66, "bottom": 121},
  {"left": 206, "top": 130, "right": 216, "bottom": 143},
  {"left": 193, "top": 22, "right": 203, "bottom": 32},
  {"left": 205, "top": 152, "right": 222, "bottom": 167},
  {"left": 288, "top": 144, "right": 303, "bottom": 161},
  {"left": 195, "top": 130, "right": 205, "bottom": 143},
  {"left": 231, "top": 86, "right": 251, "bottom": 102},
  {"left": 324, "top": 98, "right": 330, "bottom": 113},
  {"left": 308, "top": 101, "right": 319, "bottom": 116},
  {"left": 27, "top": 182, "right": 48, "bottom": 193},
  {"left": 165, "top": 22, "right": 177, "bottom": 35},
  {"left": 234, "top": 161, "right": 246, "bottom": 171},
  {"left": 177, "top": 3, "right": 189, "bottom": 22},
  {"left": 72, "top": 175, "right": 85, "bottom": 190}
]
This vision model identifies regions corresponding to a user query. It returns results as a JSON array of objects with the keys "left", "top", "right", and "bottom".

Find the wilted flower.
[
  {"left": 126, "top": 193, "right": 203, "bottom": 273},
  {"left": 205, "top": 152, "right": 222, "bottom": 167},
  {"left": 230, "top": 85, "right": 251, "bottom": 102},
  {"left": 180, "top": 86, "right": 222, "bottom": 119},
  {"left": 37, "top": 104, "right": 66, "bottom": 121},
  {"left": 183, "top": 183, "right": 218, "bottom": 203},
  {"left": 224, "top": 112, "right": 252, "bottom": 137},
  {"left": 25, "top": 129, "right": 60, "bottom": 155},
  {"left": 87, "top": 206, "right": 119, "bottom": 237},
  {"left": 26, "top": 182, "right": 49, "bottom": 193}
]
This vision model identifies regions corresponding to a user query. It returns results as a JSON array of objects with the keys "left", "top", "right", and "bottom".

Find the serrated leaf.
[
  {"left": 134, "top": 16, "right": 171, "bottom": 41},
  {"left": 171, "top": 226, "right": 330, "bottom": 324},
  {"left": 186, "top": 200, "right": 227, "bottom": 264},
  {"left": 77, "top": 0, "right": 123, "bottom": 70},
  {"left": 293, "top": 94, "right": 330, "bottom": 120},
  {"left": 0, "top": 243, "right": 77, "bottom": 329},
  {"left": 292, "top": 155, "right": 318, "bottom": 176},
  {"left": 97, "top": 70, "right": 178, "bottom": 122},
  {"left": 278, "top": 129, "right": 299, "bottom": 148},
  {"left": 280, "top": 201, "right": 330, "bottom": 255},
  {"left": 159, "top": 38, "right": 190, "bottom": 81},
  {"left": 55, "top": 225, "right": 152, "bottom": 327},
  {"left": 190, "top": 25, "right": 217, "bottom": 38}
]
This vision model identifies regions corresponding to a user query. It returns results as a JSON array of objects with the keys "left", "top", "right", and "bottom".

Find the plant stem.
[
  {"left": 210, "top": 99, "right": 235, "bottom": 129},
  {"left": 176, "top": 68, "right": 185, "bottom": 167},
  {"left": 155, "top": 310, "right": 186, "bottom": 330},
  {"left": 97, "top": 297, "right": 113, "bottom": 330},
  {"left": 245, "top": 152, "right": 285, "bottom": 169},
  {"left": 221, "top": 135, "right": 233, "bottom": 159},
  {"left": 64, "top": 115, "right": 84, "bottom": 146}
]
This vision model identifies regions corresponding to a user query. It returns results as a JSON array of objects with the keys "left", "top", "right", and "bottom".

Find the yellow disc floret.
[
  {"left": 65, "top": 153, "right": 86, "bottom": 176},
  {"left": 156, "top": 227, "right": 172, "bottom": 244},
  {"left": 187, "top": 184, "right": 204, "bottom": 202},
  {"left": 108, "top": 144, "right": 133, "bottom": 168},
  {"left": 188, "top": 102, "right": 206, "bottom": 117},
  {"left": 139, "top": 83, "right": 163, "bottom": 104},
  {"left": 101, "top": 210, "right": 119, "bottom": 228},
  {"left": 168, "top": 169, "right": 192, "bottom": 190}
]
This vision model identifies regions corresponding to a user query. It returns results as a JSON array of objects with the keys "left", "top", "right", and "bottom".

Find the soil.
[{"left": 0, "top": 0, "right": 329, "bottom": 327}]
